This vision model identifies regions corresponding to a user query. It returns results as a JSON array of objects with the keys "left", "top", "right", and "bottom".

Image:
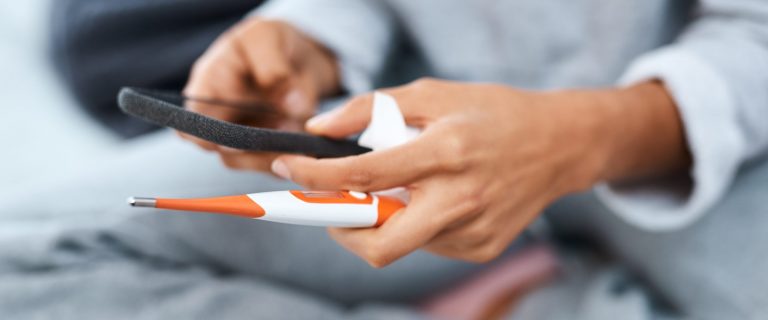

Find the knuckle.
[
  {"left": 471, "top": 242, "right": 505, "bottom": 263},
  {"left": 436, "top": 134, "right": 470, "bottom": 172},
  {"left": 432, "top": 184, "right": 486, "bottom": 224},
  {"left": 462, "top": 224, "right": 492, "bottom": 243},
  {"left": 362, "top": 241, "right": 391, "bottom": 268},
  {"left": 366, "top": 257, "right": 388, "bottom": 269},
  {"left": 458, "top": 189, "right": 485, "bottom": 215},
  {"left": 343, "top": 167, "right": 374, "bottom": 191}
]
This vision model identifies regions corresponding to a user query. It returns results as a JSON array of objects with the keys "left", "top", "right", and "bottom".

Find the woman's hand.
[
  {"left": 271, "top": 78, "right": 690, "bottom": 267},
  {"left": 181, "top": 18, "right": 339, "bottom": 171}
]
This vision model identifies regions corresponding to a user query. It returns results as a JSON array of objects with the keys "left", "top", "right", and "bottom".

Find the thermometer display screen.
[{"left": 298, "top": 191, "right": 345, "bottom": 199}]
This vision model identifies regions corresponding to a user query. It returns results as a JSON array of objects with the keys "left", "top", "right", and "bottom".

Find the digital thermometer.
[{"left": 128, "top": 190, "right": 404, "bottom": 227}]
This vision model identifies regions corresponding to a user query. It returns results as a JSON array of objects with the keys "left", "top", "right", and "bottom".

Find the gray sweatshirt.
[{"left": 256, "top": 0, "right": 768, "bottom": 231}]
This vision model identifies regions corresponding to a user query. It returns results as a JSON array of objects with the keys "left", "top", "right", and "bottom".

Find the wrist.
[
  {"left": 589, "top": 81, "right": 691, "bottom": 185},
  {"left": 539, "top": 81, "right": 690, "bottom": 195},
  {"left": 539, "top": 88, "right": 621, "bottom": 194}
]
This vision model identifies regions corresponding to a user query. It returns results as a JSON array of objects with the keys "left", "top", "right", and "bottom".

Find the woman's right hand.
[{"left": 181, "top": 18, "right": 340, "bottom": 172}]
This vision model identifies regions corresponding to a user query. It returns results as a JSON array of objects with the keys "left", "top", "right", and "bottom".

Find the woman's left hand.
[{"left": 270, "top": 78, "right": 689, "bottom": 267}]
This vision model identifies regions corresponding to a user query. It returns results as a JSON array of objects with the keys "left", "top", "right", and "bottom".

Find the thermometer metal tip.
[{"left": 127, "top": 197, "right": 157, "bottom": 208}]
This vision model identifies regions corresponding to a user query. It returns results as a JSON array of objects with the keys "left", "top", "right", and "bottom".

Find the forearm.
[
  {"left": 590, "top": 0, "right": 768, "bottom": 231},
  {"left": 540, "top": 81, "right": 692, "bottom": 191}
]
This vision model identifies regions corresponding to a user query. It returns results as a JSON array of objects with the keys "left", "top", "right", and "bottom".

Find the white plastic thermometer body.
[{"left": 129, "top": 190, "right": 404, "bottom": 228}]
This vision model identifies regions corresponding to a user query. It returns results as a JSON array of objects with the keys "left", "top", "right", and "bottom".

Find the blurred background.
[
  {"left": 0, "top": 0, "right": 261, "bottom": 199},
  {"left": 0, "top": 0, "right": 118, "bottom": 197},
  {"left": 2, "top": 1, "right": 765, "bottom": 319}
]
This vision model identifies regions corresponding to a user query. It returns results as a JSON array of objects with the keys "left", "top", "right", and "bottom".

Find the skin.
[
  {"left": 181, "top": 18, "right": 340, "bottom": 171},
  {"left": 183, "top": 18, "right": 691, "bottom": 268}
]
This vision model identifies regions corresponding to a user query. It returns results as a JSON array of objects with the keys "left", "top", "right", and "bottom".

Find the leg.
[
  {"left": 547, "top": 158, "right": 768, "bottom": 319},
  {"left": 0, "top": 131, "right": 480, "bottom": 305},
  {"left": 0, "top": 254, "right": 421, "bottom": 320}
]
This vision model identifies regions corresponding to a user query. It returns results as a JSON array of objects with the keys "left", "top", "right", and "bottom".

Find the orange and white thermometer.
[{"left": 127, "top": 190, "right": 404, "bottom": 228}]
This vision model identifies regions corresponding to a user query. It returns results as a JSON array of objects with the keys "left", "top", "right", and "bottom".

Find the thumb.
[{"left": 306, "top": 94, "right": 374, "bottom": 138}]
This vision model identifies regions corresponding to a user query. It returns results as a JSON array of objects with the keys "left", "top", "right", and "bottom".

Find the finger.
[
  {"left": 183, "top": 35, "right": 254, "bottom": 123},
  {"left": 272, "top": 132, "right": 443, "bottom": 191},
  {"left": 423, "top": 229, "right": 491, "bottom": 261},
  {"left": 327, "top": 190, "right": 452, "bottom": 267},
  {"left": 234, "top": 20, "right": 292, "bottom": 90},
  {"left": 219, "top": 151, "right": 280, "bottom": 172},
  {"left": 181, "top": 21, "right": 298, "bottom": 152},
  {"left": 427, "top": 211, "right": 536, "bottom": 263},
  {"left": 427, "top": 214, "right": 491, "bottom": 249},
  {"left": 185, "top": 32, "right": 253, "bottom": 101},
  {"left": 423, "top": 242, "right": 483, "bottom": 261},
  {"left": 424, "top": 236, "right": 504, "bottom": 263},
  {"left": 305, "top": 86, "right": 431, "bottom": 138},
  {"left": 305, "top": 94, "right": 373, "bottom": 138},
  {"left": 233, "top": 21, "right": 317, "bottom": 119}
]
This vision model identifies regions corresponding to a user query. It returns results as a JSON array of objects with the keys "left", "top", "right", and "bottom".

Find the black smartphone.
[{"left": 118, "top": 87, "right": 370, "bottom": 158}]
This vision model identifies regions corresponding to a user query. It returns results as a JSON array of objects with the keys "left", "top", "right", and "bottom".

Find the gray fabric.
[
  {"left": 258, "top": 0, "right": 693, "bottom": 92},
  {"left": 507, "top": 253, "right": 658, "bottom": 320},
  {"left": 494, "top": 157, "right": 768, "bottom": 320},
  {"left": 3, "top": 134, "right": 766, "bottom": 319},
  {"left": 0, "top": 260, "right": 417, "bottom": 320},
  {"left": 24, "top": 0, "right": 768, "bottom": 317},
  {"left": 0, "top": 131, "right": 481, "bottom": 319},
  {"left": 531, "top": 156, "right": 768, "bottom": 319}
]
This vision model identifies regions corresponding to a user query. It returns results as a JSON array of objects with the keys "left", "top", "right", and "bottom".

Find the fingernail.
[
  {"left": 283, "top": 89, "right": 307, "bottom": 117},
  {"left": 306, "top": 112, "right": 333, "bottom": 131},
  {"left": 271, "top": 159, "right": 291, "bottom": 180}
]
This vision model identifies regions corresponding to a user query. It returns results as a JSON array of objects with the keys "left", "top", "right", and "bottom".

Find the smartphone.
[{"left": 118, "top": 87, "right": 370, "bottom": 158}]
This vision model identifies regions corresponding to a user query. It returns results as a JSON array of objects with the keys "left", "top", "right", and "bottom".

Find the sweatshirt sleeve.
[
  {"left": 596, "top": 0, "right": 768, "bottom": 231},
  {"left": 252, "top": 0, "right": 397, "bottom": 94}
]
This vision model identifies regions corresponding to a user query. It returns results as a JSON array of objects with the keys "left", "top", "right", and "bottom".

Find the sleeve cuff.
[
  {"left": 596, "top": 47, "right": 747, "bottom": 231},
  {"left": 253, "top": 0, "right": 394, "bottom": 94}
]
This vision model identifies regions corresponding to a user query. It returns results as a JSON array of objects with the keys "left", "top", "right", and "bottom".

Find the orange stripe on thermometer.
[{"left": 128, "top": 191, "right": 404, "bottom": 228}]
